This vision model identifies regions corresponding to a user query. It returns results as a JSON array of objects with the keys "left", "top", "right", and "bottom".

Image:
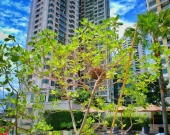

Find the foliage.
[
  {"left": 105, "top": 115, "right": 146, "bottom": 130},
  {"left": 0, "top": 36, "right": 52, "bottom": 135},
  {"left": 145, "top": 79, "right": 169, "bottom": 106},
  {"left": 141, "top": 117, "right": 151, "bottom": 127},
  {"left": 81, "top": 117, "right": 96, "bottom": 135},
  {"left": 0, "top": 15, "right": 160, "bottom": 134},
  {"left": 124, "top": 9, "right": 170, "bottom": 134},
  {"left": 60, "top": 122, "right": 73, "bottom": 130},
  {"left": 44, "top": 110, "right": 84, "bottom": 130},
  {"left": 71, "top": 89, "right": 106, "bottom": 108}
]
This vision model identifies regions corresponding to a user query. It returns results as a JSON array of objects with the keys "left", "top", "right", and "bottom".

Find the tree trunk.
[
  {"left": 67, "top": 94, "right": 77, "bottom": 134},
  {"left": 109, "top": 25, "right": 138, "bottom": 135},
  {"left": 78, "top": 78, "right": 101, "bottom": 135},
  {"left": 159, "top": 69, "right": 169, "bottom": 135}
]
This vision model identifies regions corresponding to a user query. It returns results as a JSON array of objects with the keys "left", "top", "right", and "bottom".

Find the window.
[
  {"left": 42, "top": 79, "right": 49, "bottom": 84},
  {"left": 34, "top": 25, "right": 38, "bottom": 29},
  {"left": 161, "top": 59, "right": 166, "bottom": 64},
  {"left": 167, "top": 38, "right": 170, "bottom": 45},
  {"left": 49, "top": 9, "right": 54, "bottom": 13},
  {"left": 44, "top": 65, "right": 50, "bottom": 69},
  {"left": 48, "top": 20, "right": 53, "bottom": 24},
  {"left": 35, "top": 19, "right": 39, "bottom": 24},
  {"left": 49, "top": 3, "right": 54, "bottom": 7},
  {"left": 162, "top": 68, "right": 168, "bottom": 74},
  {"left": 36, "top": 14, "right": 40, "bottom": 18},
  {"left": 159, "top": 40, "right": 163, "bottom": 45},
  {"left": 51, "top": 81, "right": 55, "bottom": 86},
  {"left": 68, "top": 86, "right": 73, "bottom": 90},
  {"left": 47, "top": 26, "right": 53, "bottom": 30},
  {"left": 149, "top": 0, "right": 156, "bottom": 7},
  {"left": 34, "top": 31, "right": 38, "bottom": 34},
  {"left": 48, "top": 14, "right": 54, "bottom": 19},
  {"left": 151, "top": 7, "right": 157, "bottom": 12},
  {"left": 45, "top": 58, "right": 50, "bottom": 61}
]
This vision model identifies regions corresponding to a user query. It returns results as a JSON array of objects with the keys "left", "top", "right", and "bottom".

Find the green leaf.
[
  {"left": 11, "top": 56, "right": 19, "bottom": 62},
  {"left": 10, "top": 91, "right": 14, "bottom": 96},
  {"left": 37, "top": 54, "right": 41, "bottom": 59},
  {"left": 5, "top": 88, "right": 11, "bottom": 92},
  {"left": 8, "top": 35, "right": 13, "bottom": 38},
  {"left": 4, "top": 38, "right": 10, "bottom": 42}
]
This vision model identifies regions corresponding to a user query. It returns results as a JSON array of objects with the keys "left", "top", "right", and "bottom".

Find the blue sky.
[{"left": 0, "top": 0, "right": 146, "bottom": 47}]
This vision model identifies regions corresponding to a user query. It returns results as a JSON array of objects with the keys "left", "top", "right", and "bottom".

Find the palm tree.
[{"left": 124, "top": 9, "right": 170, "bottom": 134}]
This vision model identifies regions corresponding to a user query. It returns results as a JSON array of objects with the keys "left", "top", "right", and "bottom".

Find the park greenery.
[
  {"left": 0, "top": 9, "right": 170, "bottom": 135},
  {"left": 124, "top": 8, "right": 170, "bottom": 134}
]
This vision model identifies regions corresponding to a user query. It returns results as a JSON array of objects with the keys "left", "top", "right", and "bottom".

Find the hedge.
[
  {"left": 154, "top": 112, "right": 170, "bottom": 124},
  {"left": 44, "top": 110, "right": 84, "bottom": 130}
]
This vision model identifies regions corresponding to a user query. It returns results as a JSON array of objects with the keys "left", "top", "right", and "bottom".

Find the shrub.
[
  {"left": 44, "top": 110, "right": 84, "bottom": 130},
  {"left": 104, "top": 116, "right": 144, "bottom": 130}
]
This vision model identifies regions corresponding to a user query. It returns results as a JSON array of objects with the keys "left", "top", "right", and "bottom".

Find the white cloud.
[
  {"left": 117, "top": 19, "right": 135, "bottom": 38},
  {"left": 110, "top": 0, "right": 136, "bottom": 38},
  {"left": 110, "top": 0, "right": 136, "bottom": 17},
  {"left": 0, "top": 31, "right": 9, "bottom": 41},
  {"left": 0, "top": 0, "right": 31, "bottom": 13},
  {"left": 0, "top": 27, "right": 20, "bottom": 34}
]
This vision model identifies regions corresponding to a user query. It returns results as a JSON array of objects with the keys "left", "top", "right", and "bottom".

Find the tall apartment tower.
[
  {"left": 145, "top": 0, "right": 170, "bottom": 103},
  {"left": 123, "top": 38, "right": 146, "bottom": 74},
  {"left": 79, "top": 0, "right": 110, "bottom": 24},
  {"left": 26, "top": 0, "right": 79, "bottom": 50},
  {"left": 25, "top": 0, "right": 80, "bottom": 108}
]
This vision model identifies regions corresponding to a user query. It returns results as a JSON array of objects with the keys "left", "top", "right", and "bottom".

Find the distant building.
[
  {"left": 79, "top": 0, "right": 110, "bottom": 24},
  {"left": 26, "top": 0, "right": 79, "bottom": 47},
  {"left": 123, "top": 38, "right": 146, "bottom": 74}
]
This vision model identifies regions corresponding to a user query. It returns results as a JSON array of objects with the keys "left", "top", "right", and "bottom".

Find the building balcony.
[{"left": 162, "top": 3, "right": 170, "bottom": 10}]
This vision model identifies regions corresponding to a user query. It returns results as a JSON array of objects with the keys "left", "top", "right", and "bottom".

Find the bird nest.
[{"left": 88, "top": 67, "right": 106, "bottom": 80}]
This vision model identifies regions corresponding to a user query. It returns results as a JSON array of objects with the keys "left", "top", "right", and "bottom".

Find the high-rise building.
[
  {"left": 123, "top": 38, "right": 146, "bottom": 74},
  {"left": 79, "top": 0, "right": 110, "bottom": 24},
  {"left": 25, "top": 0, "right": 80, "bottom": 105},
  {"left": 26, "top": 0, "right": 79, "bottom": 49},
  {"left": 25, "top": 0, "right": 111, "bottom": 105},
  {"left": 145, "top": 0, "right": 170, "bottom": 103}
]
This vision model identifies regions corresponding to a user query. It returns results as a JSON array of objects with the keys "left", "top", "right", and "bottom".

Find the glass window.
[
  {"left": 167, "top": 38, "right": 170, "bottom": 45},
  {"left": 161, "top": 59, "right": 166, "bottom": 64},
  {"left": 47, "top": 26, "right": 53, "bottom": 30},
  {"left": 44, "top": 65, "right": 50, "bottom": 69},
  {"left": 51, "top": 81, "right": 55, "bottom": 86},
  {"left": 151, "top": 7, "right": 157, "bottom": 12},
  {"left": 149, "top": 0, "right": 156, "bottom": 7},
  {"left": 162, "top": 68, "right": 168, "bottom": 74},
  {"left": 48, "top": 14, "right": 54, "bottom": 19},
  {"left": 49, "top": 3, "right": 54, "bottom": 7},
  {"left": 48, "top": 20, "right": 53, "bottom": 24},
  {"left": 159, "top": 41, "right": 163, "bottom": 45},
  {"left": 49, "top": 9, "right": 54, "bottom": 13},
  {"left": 42, "top": 79, "right": 49, "bottom": 84}
]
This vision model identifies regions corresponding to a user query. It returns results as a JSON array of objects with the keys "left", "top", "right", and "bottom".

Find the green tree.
[
  {"left": 124, "top": 9, "right": 170, "bottom": 134},
  {"left": 0, "top": 16, "right": 158, "bottom": 135},
  {"left": 0, "top": 36, "right": 52, "bottom": 135}
]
